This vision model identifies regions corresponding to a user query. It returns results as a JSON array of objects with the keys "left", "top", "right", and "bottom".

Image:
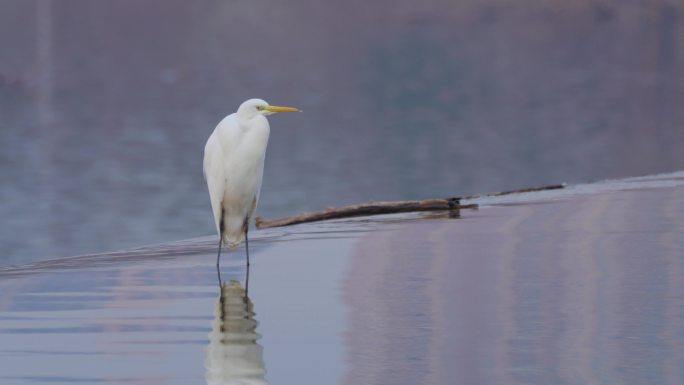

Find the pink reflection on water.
[{"left": 343, "top": 185, "right": 684, "bottom": 385}]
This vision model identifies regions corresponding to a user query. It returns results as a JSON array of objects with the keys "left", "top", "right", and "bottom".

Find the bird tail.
[
  {"left": 221, "top": 216, "right": 246, "bottom": 248},
  {"left": 222, "top": 233, "right": 245, "bottom": 249}
]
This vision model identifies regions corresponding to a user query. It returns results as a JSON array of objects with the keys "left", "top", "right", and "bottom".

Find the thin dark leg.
[
  {"left": 215, "top": 237, "right": 223, "bottom": 285},
  {"left": 245, "top": 258, "right": 250, "bottom": 296},
  {"left": 216, "top": 210, "right": 225, "bottom": 285},
  {"left": 244, "top": 221, "right": 250, "bottom": 295},
  {"left": 245, "top": 227, "right": 251, "bottom": 268}
]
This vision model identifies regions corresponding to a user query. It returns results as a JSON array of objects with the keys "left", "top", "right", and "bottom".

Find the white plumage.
[{"left": 204, "top": 99, "right": 299, "bottom": 263}]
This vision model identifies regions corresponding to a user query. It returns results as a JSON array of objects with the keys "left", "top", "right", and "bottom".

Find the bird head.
[{"left": 237, "top": 98, "right": 300, "bottom": 119}]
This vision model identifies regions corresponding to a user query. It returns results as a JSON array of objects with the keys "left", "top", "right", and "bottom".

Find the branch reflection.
[{"left": 205, "top": 279, "right": 267, "bottom": 385}]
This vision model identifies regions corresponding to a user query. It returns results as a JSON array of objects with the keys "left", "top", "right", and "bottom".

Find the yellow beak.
[{"left": 264, "top": 105, "right": 301, "bottom": 113}]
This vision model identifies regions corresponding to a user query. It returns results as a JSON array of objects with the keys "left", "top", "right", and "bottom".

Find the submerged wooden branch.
[
  {"left": 256, "top": 199, "right": 476, "bottom": 229},
  {"left": 457, "top": 183, "right": 566, "bottom": 200},
  {"left": 255, "top": 183, "right": 565, "bottom": 229}
]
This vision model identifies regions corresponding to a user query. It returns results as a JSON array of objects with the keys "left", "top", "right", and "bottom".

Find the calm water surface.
[
  {"left": 1, "top": 174, "right": 683, "bottom": 385},
  {"left": 2, "top": 1, "right": 684, "bottom": 264}
]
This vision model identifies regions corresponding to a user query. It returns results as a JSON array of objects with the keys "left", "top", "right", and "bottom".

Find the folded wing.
[{"left": 203, "top": 132, "right": 226, "bottom": 238}]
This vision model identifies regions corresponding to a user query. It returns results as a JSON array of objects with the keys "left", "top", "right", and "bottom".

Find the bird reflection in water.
[{"left": 205, "top": 279, "right": 267, "bottom": 385}]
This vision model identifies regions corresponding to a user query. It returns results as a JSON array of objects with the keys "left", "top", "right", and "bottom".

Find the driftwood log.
[
  {"left": 256, "top": 199, "right": 476, "bottom": 229},
  {"left": 255, "top": 183, "right": 565, "bottom": 229}
]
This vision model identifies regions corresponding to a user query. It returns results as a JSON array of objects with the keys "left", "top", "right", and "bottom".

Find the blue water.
[
  {"left": 1, "top": 1, "right": 684, "bottom": 264},
  {"left": 1, "top": 174, "right": 683, "bottom": 385}
]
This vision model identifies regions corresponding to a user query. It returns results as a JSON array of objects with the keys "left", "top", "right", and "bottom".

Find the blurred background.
[{"left": 1, "top": 0, "right": 683, "bottom": 265}]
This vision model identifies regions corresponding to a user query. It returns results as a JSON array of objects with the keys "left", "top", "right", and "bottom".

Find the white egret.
[{"left": 204, "top": 98, "right": 300, "bottom": 269}]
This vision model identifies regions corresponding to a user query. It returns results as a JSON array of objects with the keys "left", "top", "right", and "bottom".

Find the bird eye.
[{"left": 256, "top": 106, "right": 264, "bottom": 111}]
